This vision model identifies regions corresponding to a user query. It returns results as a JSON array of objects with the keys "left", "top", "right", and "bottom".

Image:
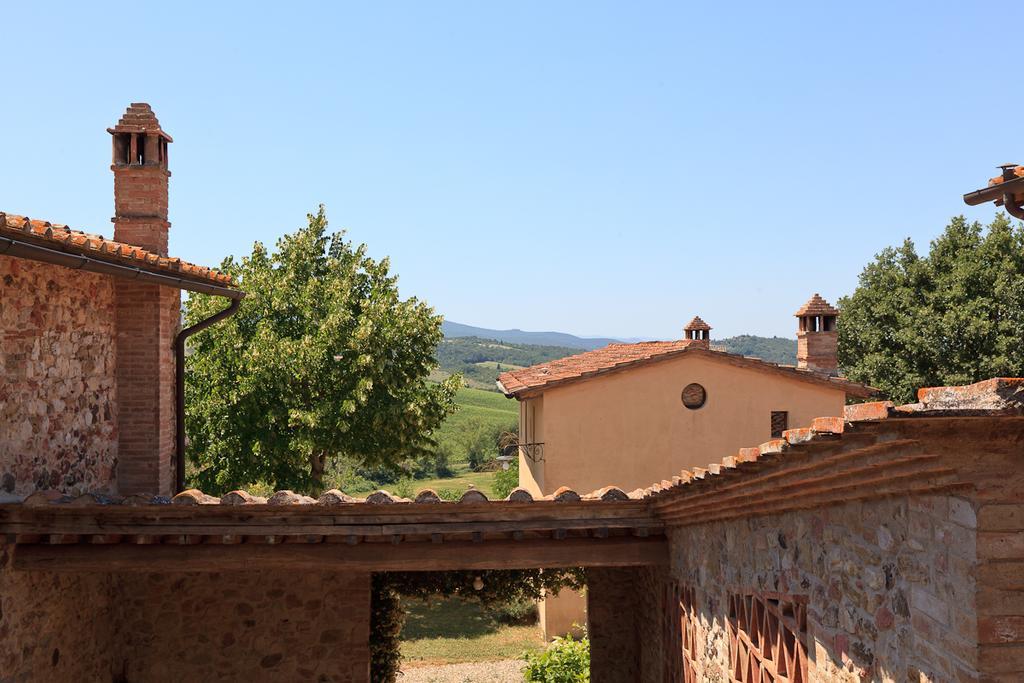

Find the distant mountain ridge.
[
  {"left": 441, "top": 321, "right": 619, "bottom": 350},
  {"left": 442, "top": 321, "right": 798, "bottom": 365}
]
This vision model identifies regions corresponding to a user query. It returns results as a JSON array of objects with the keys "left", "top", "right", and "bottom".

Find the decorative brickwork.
[
  {"left": 678, "top": 583, "right": 701, "bottom": 683},
  {"left": 0, "top": 257, "right": 118, "bottom": 498},
  {"left": 727, "top": 591, "right": 808, "bottom": 682}
]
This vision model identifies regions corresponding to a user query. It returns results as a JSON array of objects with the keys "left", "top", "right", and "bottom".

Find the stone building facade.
[
  {"left": 588, "top": 381, "right": 1024, "bottom": 681},
  {"left": 0, "top": 259, "right": 118, "bottom": 497},
  {"left": 0, "top": 551, "right": 371, "bottom": 682}
]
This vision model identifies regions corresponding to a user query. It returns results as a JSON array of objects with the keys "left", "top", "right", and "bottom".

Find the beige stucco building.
[{"left": 498, "top": 299, "right": 874, "bottom": 637}]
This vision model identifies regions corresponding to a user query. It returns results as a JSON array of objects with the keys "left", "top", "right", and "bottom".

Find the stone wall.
[
  {"left": 588, "top": 566, "right": 672, "bottom": 682},
  {"left": 0, "top": 564, "right": 372, "bottom": 682},
  {"left": 669, "top": 494, "right": 978, "bottom": 681},
  {"left": 0, "top": 546, "right": 123, "bottom": 681},
  {"left": 118, "top": 570, "right": 371, "bottom": 682},
  {"left": 0, "top": 257, "right": 118, "bottom": 499}
]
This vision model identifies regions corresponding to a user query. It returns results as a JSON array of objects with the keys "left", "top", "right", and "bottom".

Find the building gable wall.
[{"left": 537, "top": 353, "right": 845, "bottom": 495}]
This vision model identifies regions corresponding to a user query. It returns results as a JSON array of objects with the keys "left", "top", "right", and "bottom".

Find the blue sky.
[{"left": 2, "top": 2, "right": 1018, "bottom": 339}]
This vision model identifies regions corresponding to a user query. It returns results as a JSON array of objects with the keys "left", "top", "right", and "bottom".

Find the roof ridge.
[{"left": 497, "top": 341, "right": 874, "bottom": 398}]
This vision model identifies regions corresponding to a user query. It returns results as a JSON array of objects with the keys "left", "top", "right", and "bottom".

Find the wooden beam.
[{"left": 11, "top": 536, "right": 668, "bottom": 573}]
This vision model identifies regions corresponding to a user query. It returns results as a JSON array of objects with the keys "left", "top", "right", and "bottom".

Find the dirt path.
[{"left": 399, "top": 658, "right": 523, "bottom": 682}]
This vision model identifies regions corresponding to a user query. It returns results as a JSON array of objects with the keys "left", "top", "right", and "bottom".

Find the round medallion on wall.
[{"left": 681, "top": 383, "right": 706, "bottom": 410}]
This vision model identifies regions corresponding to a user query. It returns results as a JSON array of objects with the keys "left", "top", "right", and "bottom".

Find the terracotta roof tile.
[
  {"left": 497, "top": 340, "right": 694, "bottom": 395},
  {"left": 794, "top": 293, "right": 839, "bottom": 317},
  {"left": 496, "top": 340, "right": 874, "bottom": 398},
  {"left": 0, "top": 212, "right": 233, "bottom": 288},
  {"left": 12, "top": 482, "right": 646, "bottom": 507},
  {"left": 684, "top": 316, "right": 711, "bottom": 331}
]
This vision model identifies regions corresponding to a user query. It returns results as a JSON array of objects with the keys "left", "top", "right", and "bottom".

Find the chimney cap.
[
  {"left": 794, "top": 293, "right": 838, "bottom": 317},
  {"left": 106, "top": 103, "right": 173, "bottom": 142},
  {"left": 684, "top": 316, "right": 712, "bottom": 331}
]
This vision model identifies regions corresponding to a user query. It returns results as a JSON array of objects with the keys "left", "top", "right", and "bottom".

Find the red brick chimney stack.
[
  {"left": 684, "top": 316, "right": 712, "bottom": 350},
  {"left": 108, "top": 103, "right": 172, "bottom": 255},
  {"left": 795, "top": 294, "right": 839, "bottom": 375},
  {"left": 109, "top": 104, "right": 180, "bottom": 496}
]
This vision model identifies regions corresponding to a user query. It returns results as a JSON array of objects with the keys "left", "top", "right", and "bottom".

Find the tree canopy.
[
  {"left": 838, "top": 214, "right": 1024, "bottom": 404},
  {"left": 183, "top": 207, "right": 460, "bottom": 494}
]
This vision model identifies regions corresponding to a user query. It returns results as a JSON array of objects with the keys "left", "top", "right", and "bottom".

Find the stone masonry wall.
[
  {"left": 0, "top": 547, "right": 123, "bottom": 681},
  {"left": 0, "top": 257, "right": 118, "bottom": 499},
  {"left": 118, "top": 570, "right": 371, "bottom": 682},
  {"left": 588, "top": 566, "right": 672, "bottom": 682},
  {"left": 669, "top": 494, "right": 978, "bottom": 682},
  {"left": 0, "top": 564, "right": 372, "bottom": 682}
]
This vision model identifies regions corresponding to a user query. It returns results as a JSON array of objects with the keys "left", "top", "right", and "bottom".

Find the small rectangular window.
[{"left": 771, "top": 411, "right": 788, "bottom": 438}]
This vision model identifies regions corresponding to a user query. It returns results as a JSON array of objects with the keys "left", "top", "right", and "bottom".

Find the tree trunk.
[{"left": 309, "top": 451, "right": 327, "bottom": 496}]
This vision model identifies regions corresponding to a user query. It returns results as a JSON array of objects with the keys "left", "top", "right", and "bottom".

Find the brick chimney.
[
  {"left": 109, "top": 104, "right": 179, "bottom": 496},
  {"left": 684, "top": 316, "right": 711, "bottom": 349},
  {"left": 109, "top": 103, "right": 172, "bottom": 254},
  {"left": 795, "top": 294, "right": 839, "bottom": 375}
]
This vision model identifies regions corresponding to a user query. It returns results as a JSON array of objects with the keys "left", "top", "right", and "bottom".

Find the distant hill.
[
  {"left": 714, "top": 335, "right": 797, "bottom": 365},
  {"left": 442, "top": 321, "right": 619, "bottom": 350},
  {"left": 434, "top": 336, "right": 582, "bottom": 391},
  {"left": 436, "top": 325, "right": 798, "bottom": 391}
]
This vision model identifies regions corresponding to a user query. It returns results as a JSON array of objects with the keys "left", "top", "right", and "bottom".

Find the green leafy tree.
[
  {"left": 183, "top": 206, "right": 460, "bottom": 494},
  {"left": 838, "top": 214, "right": 1024, "bottom": 404},
  {"left": 493, "top": 458, "right": 520, "bottom": 500}
]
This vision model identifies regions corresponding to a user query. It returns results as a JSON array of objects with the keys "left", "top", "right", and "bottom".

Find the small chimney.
[
  {"left": 108, "top": 103, "right": 172, "bottom": 255},
  {"left": 684, "top": 316, "right": 712, "bottom": 349},
  {"left": 795, "top": 294, "right": 839, "bottom": 374}
]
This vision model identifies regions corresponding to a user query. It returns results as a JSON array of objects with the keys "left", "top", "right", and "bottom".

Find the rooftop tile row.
[
  {"left": 18, "top": 484, "right": 636, "bottom": 508},
  {"left": 0, "top": 213, "right": 232, "bottom": 287}
]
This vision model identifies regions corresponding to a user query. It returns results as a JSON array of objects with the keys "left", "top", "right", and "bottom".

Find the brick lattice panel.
[
  {"left": 679, "top": 584, "right": 700, "bottom": 683},
  {"left": 727, "top": 592, "right": 807, "bottom": 683},
  {"left": 664, "top": 582, "right": 701, "bottom": 683}
]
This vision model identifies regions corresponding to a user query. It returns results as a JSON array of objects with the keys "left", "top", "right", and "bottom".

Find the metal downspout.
[
  {"left": 0, "top": 233, "right": 245, "bottom": 495},
  {"left": 174, "top": 297, "right": 242, "bottom": 494}
]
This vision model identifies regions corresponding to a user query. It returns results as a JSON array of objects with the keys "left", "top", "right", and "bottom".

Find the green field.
[
  {"left": 474, "top": 360, "right": 524, "bottom": 371},
  {"left": 434, "top": 387, "right": 518, "bottom": 458},
  {"left": 348, "top": 462, "right": 500, "bottom": 499}
]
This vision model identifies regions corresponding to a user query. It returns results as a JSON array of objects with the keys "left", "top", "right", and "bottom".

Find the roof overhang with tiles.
[
  {"left": 0, "top": 486, "right": 667, "bottom": 573},
  {"left": 0, "top": 212, "right": 234, "bottom": 291},
  {"left": 497, "top": 344, "right": 876, "bottom": 399}
]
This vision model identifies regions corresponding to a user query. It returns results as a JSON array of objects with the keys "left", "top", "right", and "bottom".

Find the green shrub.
[
  {"left": 435, "top": 487, "right": 462, "bottom": 501},
  {"left": 392, "top": 479, "right": 415, "bottom": 500},
  {"left": 522, "top": 633, "right": 590, "bottom": 682},
  {"left": 489, "top": 595, "right": 537, "bottom": 625},
  {"left": 492, "top": 459, "right": 519, "bottom": 500}
]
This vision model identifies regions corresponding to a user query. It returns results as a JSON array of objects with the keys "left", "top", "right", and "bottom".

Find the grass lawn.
[{"left": 401, "top": 597, "right": 544, "bottom": 667}]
